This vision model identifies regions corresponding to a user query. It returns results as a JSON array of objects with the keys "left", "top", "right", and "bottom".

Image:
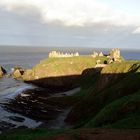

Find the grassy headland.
[{"left": 23, "top": 56, "right": 108, "bottom": 80}]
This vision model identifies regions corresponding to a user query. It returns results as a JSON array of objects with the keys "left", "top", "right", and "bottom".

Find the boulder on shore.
[
  {"left": 0, "top": 66, "right": 7, "bottom": 77},
  {"left": 12, "top": 66, "right": 25, "bottom": 79}
]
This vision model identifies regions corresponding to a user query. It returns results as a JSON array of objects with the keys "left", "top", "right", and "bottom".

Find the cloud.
[
  {"left": 0, "top": 7, "right": 139, "bottom": 48},
  {"left": 0, "top": 0, "right": 140, "bottom": 27},
  {"left": 132, "top": 27, "right": 140, "bottom": 34}
]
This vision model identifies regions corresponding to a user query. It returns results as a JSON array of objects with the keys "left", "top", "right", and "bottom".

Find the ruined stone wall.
[{"left": 49, "top": 51, "right": 79, "bottom": 58}]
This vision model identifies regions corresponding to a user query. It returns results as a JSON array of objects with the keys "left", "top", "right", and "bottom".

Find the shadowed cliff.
[
  {"left": 65, "top": 62, "right": 140, "bottom": 128},
  {"left": 25, "top": 75, "right": 80, "bottom": 92}
]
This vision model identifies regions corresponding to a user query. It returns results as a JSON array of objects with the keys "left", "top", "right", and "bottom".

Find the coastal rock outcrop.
[
  {"left": 0, "top": 66, "right": 7, "bottom": 77},
  {"left": 12, "top": 66, "right": 25, "bottom": 79},
  {"left": 22, "top": 49, "right": 123, "bottom": 90}
]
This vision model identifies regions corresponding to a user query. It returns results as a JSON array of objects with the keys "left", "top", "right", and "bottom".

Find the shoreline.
[
  {"left": 1, "top": 84, "right": 81, "bottom": 132},
  {"left": 0, "top": 78, "right": 42, "bottom": 133}
]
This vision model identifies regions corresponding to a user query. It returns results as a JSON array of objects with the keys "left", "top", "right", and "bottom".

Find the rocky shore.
[
  {"left": 0, "top": 86, "right": 79, "bottom": 132},
  {"left": 0, "top": 79, "right": 42, "bottom": 133},
  {"left": 3, "top": 87, "right": 80, "bottom": 130}
]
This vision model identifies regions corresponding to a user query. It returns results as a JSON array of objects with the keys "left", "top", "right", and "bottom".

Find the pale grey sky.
[{"left": 0, "top": 0, "right": 140, "bottom": 49}]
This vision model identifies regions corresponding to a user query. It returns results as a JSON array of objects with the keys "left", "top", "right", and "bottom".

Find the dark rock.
[
  {"left": 0, "top": 66, "right": 7, "bottom": 77},
  {"left": 4, "top": 88, "right": 67, "bottom": 123},
  {"left": 9, "top": 116, "right": 25, "bottom": 122},
  {"left": 0, "top": 121, "right": 16, "bottom": 132},
  {"left": 17, "top": 126, "right": 28, "bottom": 129}
]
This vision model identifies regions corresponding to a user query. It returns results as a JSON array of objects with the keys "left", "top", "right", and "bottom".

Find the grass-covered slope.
[
  {"left": 0, "top": 129, "right": 66, "bottom": 140},
  {"left": 86, "top": 90, "right": 140, "bottom": 128},
  {"left": 66, "top": 61, "right": 140, "bottom": 128},
  {"left": 1, "top": 128, "right": 140, "bottom": 140},
  {"left": 23, "top": 56, "right": 108, "bottom": 90},
  {"left": 23, "top": 56, "right": 108, "bottom": 80}
]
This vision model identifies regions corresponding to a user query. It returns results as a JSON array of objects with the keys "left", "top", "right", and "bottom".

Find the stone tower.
[{"left": 110, "top": 48, "right": 121, "bottom": 61}]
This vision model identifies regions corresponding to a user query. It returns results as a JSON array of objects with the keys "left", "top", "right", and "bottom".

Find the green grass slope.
[
  {"left": 86, "top": 90, "right": 140, "bottom": 128},
  {"left": 66, "top": 61, "right": 140, "bottom": 127},
  {"left": 23, "top": 56, "right": 108, "bottom": 80}
]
